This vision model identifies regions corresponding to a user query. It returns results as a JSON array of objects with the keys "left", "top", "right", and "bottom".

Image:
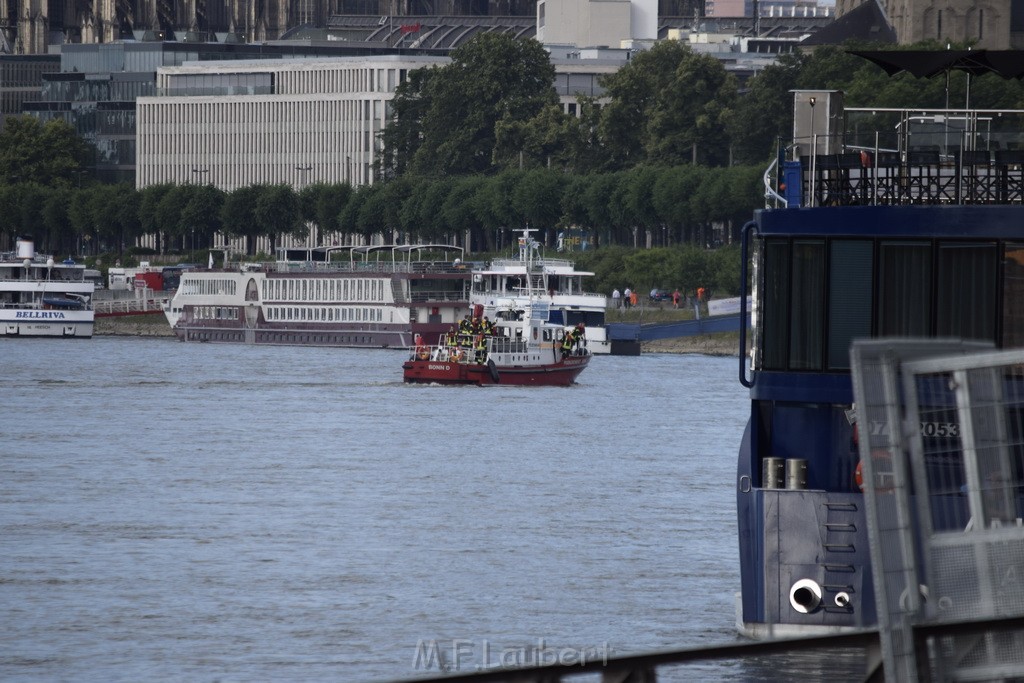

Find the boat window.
[
  {"left": 1003, "top": 243, "right": 1024, "bottom": 347},
  {"left": 789, "top": 240, "right": 825, "bottom": 370},
  {"left": 937, "top": 242, "right": 997, "bottom": 343},
  {"left": 878, "top": 241, "right": 932, "bottom": 336},
  {"left": 827, "top": 240, "right": 873, "bottom": 370},
  {"left": 761, "top": 239, "right": 790, "bottom": 371}
]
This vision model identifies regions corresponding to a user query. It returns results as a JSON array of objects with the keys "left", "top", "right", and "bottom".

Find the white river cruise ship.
[
  {"left": 164, "top": 245, "right": 470, "bottom": 348},
  {"left": 0, "top": 239, "right": 95, "bottom": 338}
]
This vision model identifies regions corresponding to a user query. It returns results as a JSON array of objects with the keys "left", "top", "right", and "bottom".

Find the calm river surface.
[{"left": 1, "top": 337, "right": 861, "bottom": 682}]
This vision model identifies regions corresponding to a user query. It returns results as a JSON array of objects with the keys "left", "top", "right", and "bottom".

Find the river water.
[{"left": 0, "top": 338, "right": 863, "bottom": 681}]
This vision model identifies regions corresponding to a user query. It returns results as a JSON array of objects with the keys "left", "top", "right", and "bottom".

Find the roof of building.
[{"left": 800, "top": 0, "right": 895, "bottom": 46}]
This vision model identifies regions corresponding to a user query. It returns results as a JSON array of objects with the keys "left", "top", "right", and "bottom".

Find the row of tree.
[{"left": 0, "top": 164, "right": 763, "bottom": 258}]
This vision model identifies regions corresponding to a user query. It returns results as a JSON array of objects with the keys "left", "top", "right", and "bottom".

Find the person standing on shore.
[
  {"left": 612, "top": 288, "right": 621, "bottom": 309},
  {"left": 623, "top": 287, "right": 632, "bottom": 309}
]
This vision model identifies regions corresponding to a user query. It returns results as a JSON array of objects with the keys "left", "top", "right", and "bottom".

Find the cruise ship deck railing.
[
  {"left": 770, "top": 107, "right": 1024, "bottom": 208},
  {"left": 486, "top": 337, "right": 529, "bottom": 355},
  {"left": 408, "top": 291, "right": 468, "bottom": 303},
  {"left": 259, "top": 260, "right": 468, "bottom": 275},
  {"left": 487, "top": 257, "right": 576, "bottom": 269}
]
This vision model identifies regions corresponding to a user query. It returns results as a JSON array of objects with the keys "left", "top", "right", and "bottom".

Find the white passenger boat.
[
  {"left": 469, "top": 229, "right": 610, "bottom": 353},
  {"left": 164, "top": 244, "right": 470, "bottom": 348},
  {"left": 0, "top": 239, "right": 95, "bottom": 338}
]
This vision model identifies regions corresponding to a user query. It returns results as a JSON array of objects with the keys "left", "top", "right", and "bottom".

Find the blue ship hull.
[{"left": 738, "top": 149, "right": 1024, "bottom": 635}]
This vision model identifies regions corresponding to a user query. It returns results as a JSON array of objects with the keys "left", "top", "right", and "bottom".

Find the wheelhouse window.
[
  {"left": 878, "top": 241, "right": 931, "bottom": 336},
  {"left": 828, "top": 240, "right": 872, "bottom": 370},
  {"left": 761, "top": 240, "right": 790, "bottom": 370},
  {"left": 757, "top": 237, "right": 1001, "bottom": 372},
  {"left": 789, "top": 240, "right": 825, "bottom": 370},
  {"left": 937, "top": 242, "right": 996, "bottom": 342},
  {"left": 1004, "top": 243, "right": 1024, "bottom": 347}
]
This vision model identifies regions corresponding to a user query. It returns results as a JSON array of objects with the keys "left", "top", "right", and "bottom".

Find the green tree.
[
  {"left": 582, "top": 173, "right": 622, "bottom": 247},
  {"left": 622, "top": 167, "right": 661, "bottom": 244},
  {"left": 511, "top": 169, "right": 565, "bottom": 240},
  {"left": 221, "top": 185, "right": 262, "bottom": 255},
  {"left": 0, "top": 117, "right": 91, "bottom": 187},
  {"left": 479, "top": 170, "right": 527, "bottom": 242},
  {"left": 652, "top": 165, "right": 702, "bottom": 244},
  {"left": 645, "top": 52, "right": 738, "bottom": 167},
  {"left": 154, "top": 185, "right": 189, "bottom": 251},
  {"left": 378, "top": 67, "right": 439, "bottom": 179},
  {"left": 111, "top": 184, "right": 142, "bottom": 256},
  {"left": 87, "top": 184, "right": 127, "bottom": 253},
  {"left": 494, "top": 103, "right": 582, "bottom": 171},
  {"left": 181, "top": 183, "right": 226, "bottom": 252},
  {"left": 729, "top": 53, "right": 805, "bottom": 165},
  {"left": 254, "top": 184, "right": 303, "bottom": 253},
  {"left": 300, "top": 182, "right": 353, "bottom": 243},
  {"left": 405, "top": 33, "right": 558, "bottom": 176},
  {"left": 440, "top": 175, "right": 488, "bottom": 250},
  {"left": 597, "top": 41, "right": 694, "bottom": 169},
  {"left": 10, "top": 183, "right": 50, "bottom": 248},
  {"left": 139, "top": 184, "right": 176, "bottom": 254},
  {"left": 42, "top": 188, "right": 75, "bottom": 256}
]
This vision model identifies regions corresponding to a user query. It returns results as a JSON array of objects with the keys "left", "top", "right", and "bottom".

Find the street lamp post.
[
  {"left": 809, "top": 96, "right": 817, "bottom": 207},
  {"left": 295, "top": 164, "right": 312, "bottom": 188},
  {"left": 295, "top": 165, "right": 314, "bottom": 246},
  {"left": 191, "top": 168, "right": 208, "bottom": 253}
]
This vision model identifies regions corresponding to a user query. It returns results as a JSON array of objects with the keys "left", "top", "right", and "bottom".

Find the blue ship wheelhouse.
[{"left": 736, "top": 79, "right": 1024, "bottom": 638}]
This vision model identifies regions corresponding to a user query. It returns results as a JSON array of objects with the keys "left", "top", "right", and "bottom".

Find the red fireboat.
[{"left": 402, "top": 302, "right": 591, "bottom": 386}]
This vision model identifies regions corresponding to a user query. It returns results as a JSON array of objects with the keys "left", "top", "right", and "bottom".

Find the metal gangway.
[{"left": 851, "top": 339, "right": 1024, "bottom": 681}]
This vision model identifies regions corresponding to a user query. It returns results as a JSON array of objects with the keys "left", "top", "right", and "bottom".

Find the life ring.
[
  {"left": 416, "top": 347, "right": 429, "bottom": 360},
  {"left": 855, "top": 449, "right": 894, "bottom": 493},
  {"left": 451, "top": 348, "right": 463, "bottom": 362}
]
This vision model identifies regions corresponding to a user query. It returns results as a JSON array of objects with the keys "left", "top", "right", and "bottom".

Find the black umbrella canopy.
[{"left": 849, "top": 49, "right": 1024, "bottom": 79}]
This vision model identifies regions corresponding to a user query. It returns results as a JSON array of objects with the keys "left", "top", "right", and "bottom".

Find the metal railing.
[
  {"left": 259, "top": 260, "right": 470, "bottom": 275},
  {"left": 94, "top": 295, "right": 169, "bottom": 316}
]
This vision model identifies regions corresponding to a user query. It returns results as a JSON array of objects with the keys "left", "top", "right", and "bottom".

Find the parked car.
[{"left": 649, "top": 289, "right": 673, "bottom": 302}]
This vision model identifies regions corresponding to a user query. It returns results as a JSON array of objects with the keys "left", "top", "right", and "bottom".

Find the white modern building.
[{"left": 136, "top": 55, "right": 447, "bottom": 192}]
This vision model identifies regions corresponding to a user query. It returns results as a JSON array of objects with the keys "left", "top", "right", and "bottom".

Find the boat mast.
[{"left": 514, "top": 226, "right": 544, "bottom": 299}]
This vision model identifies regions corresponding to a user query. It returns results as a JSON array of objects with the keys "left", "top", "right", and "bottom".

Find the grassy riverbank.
[{"left": 642, "top": 332, "right": 741, "bottom": 356}]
